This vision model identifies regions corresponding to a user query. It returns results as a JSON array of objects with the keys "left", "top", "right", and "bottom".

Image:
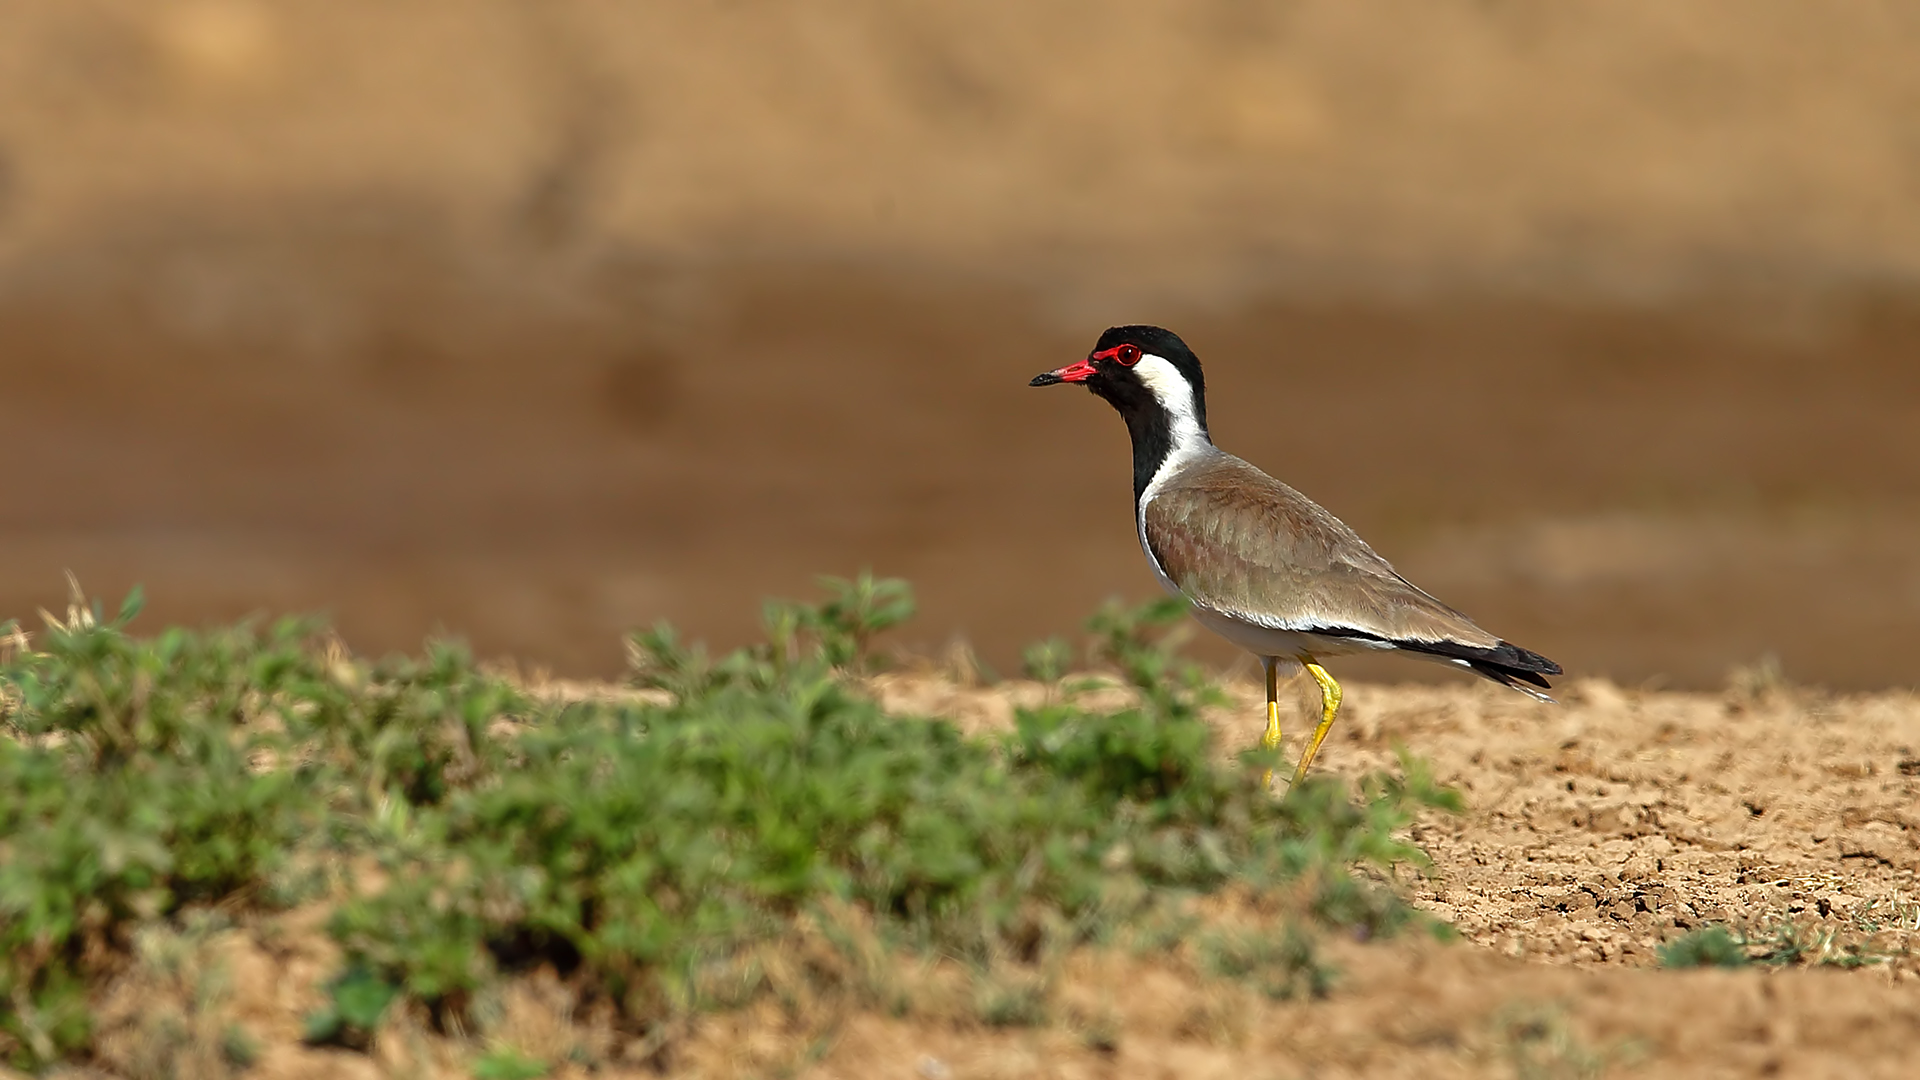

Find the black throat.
[
  {"left": 1088, "top": 379, "right": 1181, "bottom": 505},
  {"left": 1071, "top": 325, "right": 1213, "bottom": 506},
  {"left": 1122, "top": 403, "right": 1177, "bottom": 505}
]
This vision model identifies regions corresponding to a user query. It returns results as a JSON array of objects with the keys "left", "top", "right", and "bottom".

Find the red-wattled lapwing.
[{"left": 1031, "top": 325, "right": 1561, "bottom": 786}]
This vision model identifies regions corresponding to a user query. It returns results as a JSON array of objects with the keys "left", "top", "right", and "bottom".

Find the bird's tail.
[{"left": 1399, "top": 638, "right": 1563, "bottom": 703}]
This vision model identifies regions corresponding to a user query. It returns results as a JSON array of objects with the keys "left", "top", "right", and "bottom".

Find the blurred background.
[{"left": 2, "top": 0, "right": 1918, "bottom": 688}]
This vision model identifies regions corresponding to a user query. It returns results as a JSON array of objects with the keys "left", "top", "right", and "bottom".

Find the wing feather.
[{"left": 1142, "top": 455, "right": 1501, "bottom": 649}]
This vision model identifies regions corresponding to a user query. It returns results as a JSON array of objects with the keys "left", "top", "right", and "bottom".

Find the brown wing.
[{"left": 1142, "top": 454, "right": 1501, "bottom": 648}]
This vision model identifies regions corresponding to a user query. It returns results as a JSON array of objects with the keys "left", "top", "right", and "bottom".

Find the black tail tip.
[
  {"left": 1480, "top": 641, "right": 1561, "bottom": 698},
  {"left": 1505, "top": 643, "right": 1562, "bottom": 677}
]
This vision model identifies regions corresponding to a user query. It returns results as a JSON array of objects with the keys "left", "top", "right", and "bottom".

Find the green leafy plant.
[
  {"left": 1493, "top": 1002, "right": 1608, "bottom": 1080},
  {"left": 1656, "top": 925, "right": 1749, "bottom": 969},
  {"left": 1659, "top": 919, "right": 1888, "bottom": 972},
  {"left": 472, "top": 1047, "right": 548, "bottom": 1079},
  {"left": 1197, "top": 926, "right": 1332, "bottom": 1000},
  {"left": 303, "top": 964, "right": 401, "bottom": 1050},
  {"left": 0, "top": 593, "right": 322, "bottom": 1067},
  {"left": 1020, "top": 636, "right": 1072, "bottom": 682},
  {"left": 1743, "top": 920, "right": 1885, "bottom": 969},
  {"left": 0, "top": 580, "right": 1460, "bottom": 1069}
]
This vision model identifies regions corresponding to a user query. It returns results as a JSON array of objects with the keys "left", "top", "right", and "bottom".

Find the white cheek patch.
[
  {"left": 1132, "top": 351, "right": 1217, "bottom": 544},
  {"left": 1133, "top": 355, "right": 1207, "bottom": 448}
]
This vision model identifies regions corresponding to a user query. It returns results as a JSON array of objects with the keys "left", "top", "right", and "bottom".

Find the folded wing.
[{"left": 1143, "top": 454, "right": 1560, "bottom": 689}]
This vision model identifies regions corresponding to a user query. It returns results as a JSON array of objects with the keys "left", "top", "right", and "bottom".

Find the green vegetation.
[
  {"left": 0, "top": 576, "right": 1456, "bottom": 1071},
  {"left": 1656, "top": 925, "right": 1750, "bottom": 969},
  {"left": 1658, "top": 921, "right": 1886, "bottom": 971},
  {"left": 1492, "top": 1002, "right": 1612, "bottom": 1080}
]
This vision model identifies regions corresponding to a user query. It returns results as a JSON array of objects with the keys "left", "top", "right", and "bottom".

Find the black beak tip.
[{"left": 1029, "top": 372, "right": 1062, "bottom": 387}]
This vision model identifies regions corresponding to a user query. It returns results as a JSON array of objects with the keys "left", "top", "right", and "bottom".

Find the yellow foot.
[
  {"left": 1260, "top": 698, "right": 1284, "bottom": 787},
  {"left": 1291, "top": 659, "right": 1343, "bottom": 785},
  {"left": 1260, "top": 656, "right": 1282, "bottom": 788}
]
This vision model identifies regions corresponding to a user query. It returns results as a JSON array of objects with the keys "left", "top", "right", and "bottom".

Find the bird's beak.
[{"left": 1029, "top": 358, "right": 1097, "bottom": 387}]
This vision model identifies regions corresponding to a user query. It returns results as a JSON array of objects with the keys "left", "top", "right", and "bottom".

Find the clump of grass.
[
  {"left": 1743, "top": 920, "right": 1885, "bottom": 969},
  {"left": 1197, "top": 926, "right": 1330, "bottom": 1000},
  {"left": 1658, "top": 921, "right": 1886, "bottom": 971},
  {"left": 89, "top": 910, "right": 257, "bottom": 1080},
  {"left": 304, "top": 963, "right": 402, "bottom": 1050},
  {"left": 1852, "top": 890, "right": 1920, "bottom": 935},
  {"left": 1492, "top": 1002, "right": 1608, "bottom": 1080},
  {"left": 472, "top": 1047, "right": 549, "bottom": 1080},
  {"left": 1657, "top": 925, "right": 1749, "bottom": 969},
  {"left": 0, "top": 576, "right": 1457, "bottom": 1069},
  {"left": 0, "top": 589, "right": 324, "bottom": 1066},
  {"left": 1724, "top": 653, "right": 1789, "bottom": 705},
  {"left": 971, "top": 967, "right": 1052, "bottom": 1027},
  {"left": 332, "top": 579, "right": 1455, "bottom": 1041},
  {"left": 0, "top": 586, "right": 525, "bottom": 1068}
]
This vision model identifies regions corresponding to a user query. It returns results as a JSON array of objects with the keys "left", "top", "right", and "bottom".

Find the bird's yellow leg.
[
  {"left": 1291, "top": 659, "right": 1343, "bottom": 785},
  {"left": 1260, "top": 656, "right": 1283, "bottom": 787}
]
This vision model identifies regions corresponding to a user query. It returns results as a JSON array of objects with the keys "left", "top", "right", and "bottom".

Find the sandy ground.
[
  {"left": 62, "top": 671, "right": 1920, "bottom": 1080},
  {"left": 882, "top": 667, "right": 1920, "bottom": 971},
  {"left": 844, "top": 670, "right": 1920, "bottom": 1078}
]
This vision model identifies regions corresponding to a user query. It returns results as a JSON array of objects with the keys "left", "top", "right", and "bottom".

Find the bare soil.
[{"left": 63, "top": 672, "right": 1920, "bottom": 1080}]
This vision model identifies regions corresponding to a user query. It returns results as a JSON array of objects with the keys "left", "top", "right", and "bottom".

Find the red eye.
[{"left": 1116, "top": 344, "right": 1141, "bottom": 366}]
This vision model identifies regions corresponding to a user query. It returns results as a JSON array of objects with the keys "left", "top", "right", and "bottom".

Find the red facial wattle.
[
  {"left": 1048, "top": 357, "right": 1099, "bottom": 383},
  {"left": 1028, "top": 342, "right": 1141, "bottom": 387}
]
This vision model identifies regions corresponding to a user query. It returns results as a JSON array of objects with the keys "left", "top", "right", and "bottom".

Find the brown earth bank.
[
  {"left": 5, "top": 246, "right": 1920, "bottom": 690},
  {"left": 52, "top": 672, "right": 1920, "bottom": 1080}
]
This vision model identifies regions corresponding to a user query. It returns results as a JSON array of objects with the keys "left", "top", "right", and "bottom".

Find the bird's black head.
[
  {"left": 1030, "top": 325, "right": 1209, "bottom": 433},
  {"left": 1030, "top": 325, "right": 1213, "bottom": 499}
]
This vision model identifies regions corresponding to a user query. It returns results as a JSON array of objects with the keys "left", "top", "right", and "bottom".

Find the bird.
[{"left": 1030, "top": 325, "right": 1560, "bottom": 787}]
